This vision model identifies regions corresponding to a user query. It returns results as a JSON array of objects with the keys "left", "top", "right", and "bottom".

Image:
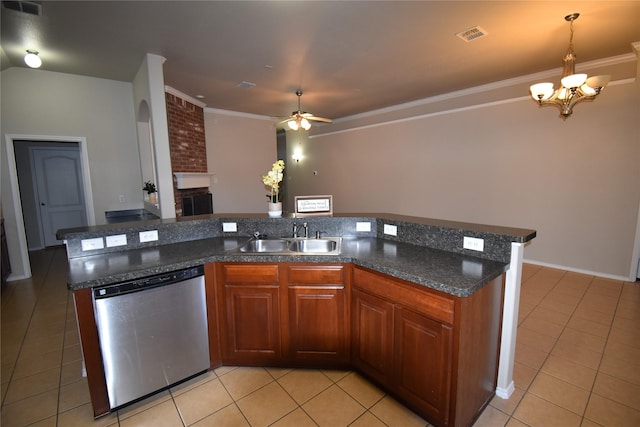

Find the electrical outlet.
[
  {"left": 118, "top": 195, "right": 125, "bottom": 203},
  {"left": 463, "top": 236, "right": 485, "bottom": 252},
  {"left": 222, "top": 222, "right": 237, "bottom": 232},
  {"left": 383, "top": 224, "right": 398, "bottom": 236},
  {"left": 356, "top": 222, "right": 371, "bottom": 232},
  {"left": 81, "top": 237, "right": 104, "bottom": 251},
  {"left": 139, "top": 230, "right": 158, "bottom": 243},
  {"left": 106, "top": 234, "right": 127, "bottom": 247}
]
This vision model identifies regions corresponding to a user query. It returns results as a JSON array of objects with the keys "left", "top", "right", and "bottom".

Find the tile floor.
[{"left": 1, "top": 247, "right": 639, "bottom": 426}]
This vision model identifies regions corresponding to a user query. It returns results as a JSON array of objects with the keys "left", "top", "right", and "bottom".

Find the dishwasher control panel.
[{"left": 93, "top": 265, "right": 204, "bottom": 299}]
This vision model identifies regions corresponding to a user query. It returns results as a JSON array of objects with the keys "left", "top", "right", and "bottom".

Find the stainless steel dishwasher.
[{"left": 93, "top": 265, "right": 209, "bottom": 409}]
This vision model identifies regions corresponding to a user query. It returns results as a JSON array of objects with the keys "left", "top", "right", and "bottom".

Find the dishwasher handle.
[{"left": 93, "top": 265, "right": 204, "bottom": 299}]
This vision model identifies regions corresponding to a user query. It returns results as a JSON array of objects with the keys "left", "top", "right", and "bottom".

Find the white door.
[{"left": 31, "top": 147, "right": 88, "bottom": 247}]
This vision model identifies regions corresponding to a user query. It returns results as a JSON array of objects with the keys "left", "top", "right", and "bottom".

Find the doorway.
[
  {"left": 4, "top": 135, "right": 95, "bottom": 279},
  {"left": 15, "top": 141, "right": 89, "bottom": 249}
]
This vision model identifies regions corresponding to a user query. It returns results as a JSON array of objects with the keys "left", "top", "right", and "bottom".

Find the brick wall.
[{"left": 165, "top": 92, "right": 208, "bottom": 216}]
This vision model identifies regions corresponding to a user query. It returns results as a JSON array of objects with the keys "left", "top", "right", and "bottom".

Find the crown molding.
[
  {"left": 164, "top": 85, "right": 206, "bottom": 108},
  {"left": 204, "top": 107, "right": 275, "bottom": 122},
  {"left": 334, "top": 52, "right": 637, "bottom": 125}
]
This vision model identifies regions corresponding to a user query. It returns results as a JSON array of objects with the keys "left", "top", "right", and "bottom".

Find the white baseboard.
[
  {"left": 524, "top": 259, "right": 634, "bottom": 282},
  {"left": 495, "top": 382, "right": 515, "bottom": 399}
]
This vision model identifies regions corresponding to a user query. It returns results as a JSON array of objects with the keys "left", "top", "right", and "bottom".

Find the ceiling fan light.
[
  {"left": 288, "top": 120, "right": 299, "bottom": 131},
  {"left": 24, "top": 50, "right": 41, "bottom": 68},
  {"left": 561, "top": 73, "right": 587, "bottom": 89},
  {"left": 530, "top": 82, "right": 554, "bottom": 100},
  {"left": 300, "top": 118, "right": 311, "bottom": 130}
]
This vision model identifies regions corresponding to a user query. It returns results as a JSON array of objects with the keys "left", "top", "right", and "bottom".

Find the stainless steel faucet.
[{"left": 293, "top": 222, "right": 308, "bottom": 238}]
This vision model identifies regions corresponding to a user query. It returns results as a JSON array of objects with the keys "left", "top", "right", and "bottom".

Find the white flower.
[{"left": 262, "top": 160, "right": 285, "bottom": 202}]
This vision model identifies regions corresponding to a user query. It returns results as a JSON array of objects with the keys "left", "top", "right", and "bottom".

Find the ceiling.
[{"left": 2, "top": 1, "right": 639, "bottom": 122}]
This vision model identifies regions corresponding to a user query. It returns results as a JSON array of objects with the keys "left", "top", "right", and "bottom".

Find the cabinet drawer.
[
  {"left": 354, "top": 267, "right": 454, "bottom": 325},
  {"left": 287, "top": 265, "right": 344, "bottom": 284},
  {"left": 223, "top": 264, "right": 279, "bottom": 284}
]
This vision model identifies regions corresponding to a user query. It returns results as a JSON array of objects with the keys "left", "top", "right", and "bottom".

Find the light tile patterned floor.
[{"left": 1, "top": 247, "right": 639, "bottom": 426}]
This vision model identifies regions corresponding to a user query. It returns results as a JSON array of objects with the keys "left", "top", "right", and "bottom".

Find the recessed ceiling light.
[
  {"left": 196, "top": 94, "right": 205, "bottom": 99},
  {"left": 24, "top": 49, "right": 42, "bottom": 68}
]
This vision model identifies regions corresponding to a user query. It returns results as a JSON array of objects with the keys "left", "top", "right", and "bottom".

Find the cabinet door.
[
  {"left": 393, "top": 306, "right": 453, "bottom": 427},
  {"left": 288, "top": 285, "right": 348, "bottom": 364},
  {"left": 218, "top": 264, "right": 281, "bottom": 365},
  {"left": 287, "top": 265, "right": 348, "bottom": 365},
  {"left": 351, "top": 288, "right": 394, "bottom": 387}
]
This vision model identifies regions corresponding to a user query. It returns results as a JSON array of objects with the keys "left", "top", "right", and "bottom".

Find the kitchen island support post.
[{"left": 495, "top": 242, "right": 524, "bottom": 399}]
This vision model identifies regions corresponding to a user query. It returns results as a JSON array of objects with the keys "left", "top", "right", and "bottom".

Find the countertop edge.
[{"left": 65, "top": 237, "right": 509, "bottom": 298}]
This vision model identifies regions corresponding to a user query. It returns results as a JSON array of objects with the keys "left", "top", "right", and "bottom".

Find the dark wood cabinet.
[
  {"left": 393, "top": 306, "right": 453, "bottom": 426},
  {"left": 214, "top": 263, "right": 349, "bottom": 367},
  {"left": 215, "top": 263, "right": 282, "bottom": 365},
  {"left": 352, "top": 268, "right": 454, "bottom": 426},
  {"left": 286, "top": 265, "right": 349, "bottom": 366},
  {"left": 351, "top": 288, "right": 394, "bottom": 386},
  {"left": 352, "top": 266, "right": 503, "bottom": 427}
]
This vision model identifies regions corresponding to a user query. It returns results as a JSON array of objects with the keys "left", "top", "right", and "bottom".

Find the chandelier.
[{"left": 529, "top": 13, "right": 610, "bottom": 120}]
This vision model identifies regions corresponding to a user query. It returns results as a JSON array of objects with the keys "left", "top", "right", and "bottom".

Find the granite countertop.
[{"left": 66, "top": 236, "right": 509, "bottom": 297}]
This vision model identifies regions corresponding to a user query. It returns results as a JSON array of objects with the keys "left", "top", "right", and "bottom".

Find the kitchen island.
[{"left": 59, "top": 213, "right": 535, "bottom": 426}]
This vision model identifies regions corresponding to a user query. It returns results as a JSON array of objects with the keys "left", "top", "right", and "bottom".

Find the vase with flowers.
[{"left": 262, "top": 160, "right": 285, "bottom": 217}]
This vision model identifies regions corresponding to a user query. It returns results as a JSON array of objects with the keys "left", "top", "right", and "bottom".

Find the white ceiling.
[{"left": 2, "top": 1, "right": 639, "bottom": 121}]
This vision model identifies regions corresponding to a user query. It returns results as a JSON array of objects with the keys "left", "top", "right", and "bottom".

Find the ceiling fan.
[{"left": 280, "top": 90, "right": 333, "bottom": 131}]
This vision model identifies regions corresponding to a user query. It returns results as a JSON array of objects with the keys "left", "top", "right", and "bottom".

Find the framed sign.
[{"left": 294, "top": 195, "right": 333, "bottom": 217}]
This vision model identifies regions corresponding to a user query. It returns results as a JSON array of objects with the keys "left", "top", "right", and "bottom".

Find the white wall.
[
  {"left": 1, "top": 68, "right": 142, "bottom": 217},
  {"left": 133, "top": 54, "right": 175, "bottom": 219},
  {"left": 287, "top": 78, "right": 640, "bottom": 280},
  {"left": 1, "top": 67, "right": 141, "bottom": 278},
  {"left": 204, "top": 111, "right": 277, "bottom": 213}
]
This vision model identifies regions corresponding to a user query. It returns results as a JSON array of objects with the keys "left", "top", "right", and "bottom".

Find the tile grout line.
[
  {"left": 580, "top": 278, "right": 633, "bottom": 425},
  {"left": 0, "top": 250, "right": 56, "bottom": 412},
  {"left": 504, "top": 268, "right": 573, "bottom": 425}
]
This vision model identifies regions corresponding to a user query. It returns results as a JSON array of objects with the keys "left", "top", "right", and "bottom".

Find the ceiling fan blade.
[
  {"left": 306, "top": 115, "right": 333, "bottom": 123},
  {"left": 276, "top": 91, "right": 333, "bottom": 127}
]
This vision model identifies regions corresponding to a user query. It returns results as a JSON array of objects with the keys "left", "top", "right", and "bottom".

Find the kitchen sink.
[
  {"left": 239, "top": 239, "right": 289, "bottom": 253},
  {"left": 235, "top": 237, "right": 341, "bottom": 255},
  {"left": 288, "top": 238, "right": 338, "bottom": 253}
]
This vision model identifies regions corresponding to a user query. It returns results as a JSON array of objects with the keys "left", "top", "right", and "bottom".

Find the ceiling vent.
[
  {"left": 2, "top": 1, "right": 42, "bottom": 16},
  {"left": 456, "top": 26, "right": 488, "bottom": 42}
]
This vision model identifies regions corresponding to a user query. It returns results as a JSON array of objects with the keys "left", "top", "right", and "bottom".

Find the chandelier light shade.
[
  {"left": 529, "top": 13, "right": 610, "bottom": 120},
  {"left": 24, "top": 49, "right": 42, "bottom": 68}
]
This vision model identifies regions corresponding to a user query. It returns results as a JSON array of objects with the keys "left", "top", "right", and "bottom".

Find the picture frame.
[{"left": 294, "top": 195, "right": 333, "bottom": 217}]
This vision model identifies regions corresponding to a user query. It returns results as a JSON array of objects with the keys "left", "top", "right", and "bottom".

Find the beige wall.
[
  {"left": 204, "top": 111, "right": 277, "bottom": 213},
  {"left": 286, "top": 79, "right": 640, "bottom": 280}
]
